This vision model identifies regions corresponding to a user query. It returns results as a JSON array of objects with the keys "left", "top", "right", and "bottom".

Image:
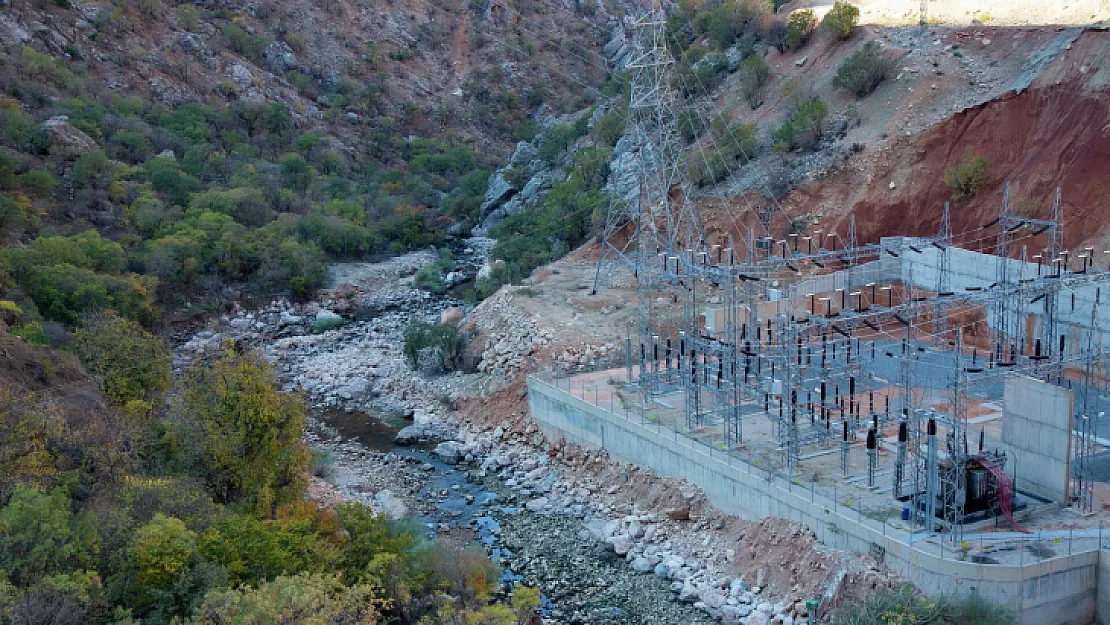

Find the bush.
[
  {"left": 945, "top": 150, "right": 990, "bottom": 201},
  {"left": 764, "top": 19, "right": 789, "bottom": 53},
  {"left": 414, "top": 250, "right": 454, "bottom": 295},
  {"left": 785, "top": 9, "right": 817, "bottom": 50},
  {"left": 692, "top": 1, "right": 770, "bottom": 49},
  {"left": 186, "top": 574, "right": 385, "bottom": 625},
  {"left": 175, "top": 4, "right": 200, "bottom": 31},
  {"left": 18, "top": 169, "right": 57, "bottom": 198},
  {"left": 591, "top": 108, "right": 626, "bottom": 148},
  {"left": 178, "top": 351, "right": 310, "bottom": 515},
  {"left": 689, "top": 121, "right": 757, "bottom": 186},
  {"left": 821, "top": 1, "right": 860, "bottom": 40},
  {"left": 738, "top": 53, "right": 769, "bottom": 108},
  {"left": 832, "top": 584, "right": 1013, "bottom": 625},
  {"left": 537, "top": 123, "right": 583, "bottom": 162},
  {"left": 75, "top": 311, "right": 172, "bottom": 410},
  {"left": 832, "top": 41, "right": 895, "bottom": 97},
  {"left": 403, "top": 320, "right": 464, "bottom": 372},
  {"left": 773, "top": 96, "right": 828, "bottom": 151},
  {"left": 222, "top": 24, "right": 269, "bottom": 60},
  {"left": 0, "top": 487, "right": 99, "bottom": 586}
]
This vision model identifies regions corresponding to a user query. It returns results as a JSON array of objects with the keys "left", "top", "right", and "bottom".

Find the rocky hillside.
[
  {"left": 0, "top": 0, "right": 621, "bottom": 155},
  {"left": 650, "top": 4, "right": 1110, "bottom": 251}
]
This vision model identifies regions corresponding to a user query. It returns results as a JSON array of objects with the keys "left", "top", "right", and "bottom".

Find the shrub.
[
  {"left": 222, "top": 24, "right": 269, "bottom": 60},
  {"left": 0, "top": 487, "right": 99, "bottom": 586},
  {"left": 591, "top": 108, "right": 626, "bottom": 148},
  {"left": 832, "top": 584, "right": 1013, "bottom": 625},
  {"left": 175, "top": 4, "right": 200, "bottom": 31},
  {"left": 764, "top": 19, "right": 788, "bottom": 52},
  {"left": 692, "top": 1, "right": 771, "bottom": 49},
  {"left": 785, "top": 9, "right": 817, "bottom": 50},
  {"left": 537, "top": 123, "right": 583, "bottom": 162},
  {"left": 677, "top": 109, "right": 704, "bottom": 143},
  {"left": 832, "top": 41, "right": 895, "bottom": 97},
  {"left": 18, "top": 169, "right": 57, "bottom": 198},
  {"left": 945, "top": 150, "right": 990, "bottom": 200},
  {"left": 75, "top": 311, "right": 172, "bottom": 410},
  {"left": 403, "top": 320, "right": 464, "bottom": 372},
  {"left": 738, "top": 53, "right": 769, "bottom": 108},
  {"left": 71, "top": 150, "right": 116, "bottom": 189},
  {"left": 0, "top": 195, "right": 39, "bottom": 233},
  {"left": 186, "top": 574, "right": 385, "bottom": 625},
  {"left": 414, "top": 250, "right": 454, "bottom": 295},
  {"left": 178, "top": 351, "right": 310, "bottom": 515},
  {"left": 689, "top": 121, "right": 757, "bottom": 186},
  {"left": 773, "top": 96, "right": 828, "bottom": 151},
  {"left": 821, "top": 1, "right": 860, "bottom": 40}
]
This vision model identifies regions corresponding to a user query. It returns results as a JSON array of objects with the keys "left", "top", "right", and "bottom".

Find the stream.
[{"left": 175, "top": 239, "right": 722, "bottom": 625}]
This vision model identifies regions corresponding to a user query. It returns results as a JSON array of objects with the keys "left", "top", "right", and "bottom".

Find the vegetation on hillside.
[
  {"left": 0, "top": 332, "right": 541, "bottom": 624},
  {"left": 832, "top": 584, "right": 1013, "bottom": 625},
  {"left": 945, "top": 150, "right": 991, "bottom": 200},
  {"left": 833, "top": 41, "right": 896, "bottom": 97},
  {"left": 822, "top": 1, "right": 861, "bottom": 40}
]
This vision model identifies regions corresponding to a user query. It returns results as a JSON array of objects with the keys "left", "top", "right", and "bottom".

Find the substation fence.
[{"left": 530, "top": 371, "right": 1110, "bottom": 568}]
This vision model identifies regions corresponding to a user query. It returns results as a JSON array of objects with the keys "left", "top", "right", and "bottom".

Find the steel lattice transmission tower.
[{"left": 592, "top": 1, "right": 703, "bottom": 296}]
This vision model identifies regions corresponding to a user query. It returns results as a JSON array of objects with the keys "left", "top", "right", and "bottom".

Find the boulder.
[
  {"left": 479, "top": 171, "right": 516, "bottom": 220},
  {"left": 227, "top": 63, "right": 254, "bottom": 88},
  {"left": 312, "top": 310, "right": 343, "bottom": 333},
  {"left": 509, "top": 141, "right": 538, "bottom": 167},
  {"left": 525, "top": 496, "right": 549, "bottom": 512},
  {"left": 519, "top": 171, "right": 553, "bottom": 204},
  {"left": 373, "top": 490, "right": 408, "bottom": 520},
  {"left": 43, "top": 116, "right": 98, "bottom": 159},
  {"left": 440, "top": 306, "right": 465, "bottom": 325},
  {"left": 433, "top": 441, "right": 466, "bottom": 464},
  {"left": 630, "top": 556, "right": 655, "bottom": 573},
  {"left": 608, "top": 533, "right": 632, "bottom": 556},
  {"left": 666, "top": 507, "right": 691, "bottom": 521},
  {"left": 477, "top": 259, "right": 506, "bottom": 280},
  {"left": 678, "top": 581, "right": 699, "bottom": 603}
]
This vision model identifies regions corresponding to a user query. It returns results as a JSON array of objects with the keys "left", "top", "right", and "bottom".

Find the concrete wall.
[
  {"left": 528, "top": 376, "right": 1101, "bottom": 625},
  {"left": 1099, "top": 551, "right": 1110, "bottom": 625},
  {"left": 883, "top": 236, "right": 1110, "bottom": 353},
  {"left": 1002, "top": 375, "right": 1075, "bottom": 504}
]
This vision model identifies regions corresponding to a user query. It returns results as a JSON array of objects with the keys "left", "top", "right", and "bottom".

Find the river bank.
[{"left": 173, "top": 247, "right": 896, "bottom": 625}]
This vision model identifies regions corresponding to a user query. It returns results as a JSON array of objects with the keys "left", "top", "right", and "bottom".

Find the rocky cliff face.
[{"left": 0, "top": 0, "right": 625, "bottom": 157}]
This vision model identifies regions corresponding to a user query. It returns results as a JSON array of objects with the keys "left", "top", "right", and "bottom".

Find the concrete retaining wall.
[{"left": 528, "top": 376, "right": 1102, "bottom": 625}]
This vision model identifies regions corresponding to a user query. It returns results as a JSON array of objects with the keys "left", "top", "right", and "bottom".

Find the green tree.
[
  {"left": 75, "top": 311, "right": 171, "bottom": 411},
  {"left": 0, "top": 487, "right": 99, "bottom": 586},
  {"left": 738, "top": 53, "right": 769, "bottom": 108},
  {"left": 179, "top": 351, "right": 310, "bottom": 515},
  {"left": 129, "top": 515, "right": 197, "bottom": 601},
  {"left": 785, "top": 9, "right": 817, "bottom": 50},
  {"left": 18, "top": 169, "right": 57, "bottom": 198},
  {"left": 281, "top": 154, "right": 315, "bottom": 195},
  {"left": 832, "top": 41, "right": 895, "bottom": 97},
  {"left": 186, "top": 574, "right": 385, "bottom": 625},
  {"left": 199, "top": 509, "right": 340, "bottom": 587},
  {"left": 822, "top": 1, "right": 860, "bottom": 39}
]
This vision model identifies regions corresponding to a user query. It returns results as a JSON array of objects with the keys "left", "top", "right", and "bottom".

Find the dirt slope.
[{"left": 808, "top": 29, "right": 1110, "bottom": 249}]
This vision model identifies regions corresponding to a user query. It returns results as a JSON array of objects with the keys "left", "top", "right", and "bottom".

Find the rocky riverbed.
[{"left": 174, "top": 247, "right": 890, "bottom": 625}]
